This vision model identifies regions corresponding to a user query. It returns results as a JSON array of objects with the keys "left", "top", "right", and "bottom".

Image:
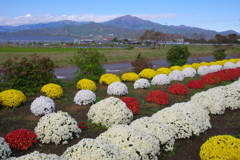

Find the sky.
[{"left": 1, "top": 0, "right": 240, "bottom": 33}]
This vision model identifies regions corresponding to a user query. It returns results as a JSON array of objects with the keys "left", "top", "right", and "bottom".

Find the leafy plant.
[
  {"left": 131, "top": 53, "right": 153, "bottom": 73},
  {"left": 166, "top": 45, "right": 191, "bottom": 66},
  {"left": 70, "top": 49, "right": 107, "bottom": 82},
  {"left": 212, "top": 45, "right": 226, "bottom": 60}
]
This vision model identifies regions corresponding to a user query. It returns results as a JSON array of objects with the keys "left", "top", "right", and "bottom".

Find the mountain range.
[{"left": 0, "top": 15, "right": 239, "bottom": 39}]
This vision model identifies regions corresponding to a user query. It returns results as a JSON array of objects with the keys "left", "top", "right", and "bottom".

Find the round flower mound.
[
  {"left": 225, "top": 68, "right": 240, "bottom": 80},
  {"left": 87, "top": 97, "right": 133, "bottom": 127},
  {"left": 130, "top": 117, "right": 175, "bottom": 152},
  {"left": 99, "top": 73, "right": 121, "bottom": 85},
  {"left": 168, "top": 70, "right": 185, "bottom": 81},
  {"left": 30, "top": 96, "right": 55, "bottom": 116},
  {"left": 191, "top": 63, "right": 201, "bottom": 70},
  {"left": 0, "top": 89, "right": 26, "bottom": 107},
  {"left": 138, "top": 68, "right": 157, "bottom": 79},
  {"left": 74, "top": 90, "right": 96, "bottom": 106},
  {"left": 223, "top": 61, "right": 236, "bottom": 69},
  {"left": 215, "top": 70, "right": 232, "bottom": 81},
  {"left": 133, "top": 78, "right": 150, "bottom": 89},
  {"left": 76, "top": 78, "right": 96, "bottom": 92},
  {"left": 200, "top": 62, "right": 211, "bottom": 67},
  {"left": 0, "top": 137, "right": 11, "bottom": 159},
  {"left": 168, "top": 84, "right": 188, "bottom": 95},
  {"left": 120, "top": 97, "right": 140, "bottom": 115},
  {"left": 96, "top": 125, "right": 160, "bottom": 160},
  {"left": 151, "top": 74, "right": 171, "bottom": 85},
  {"left": 40, "top": 83, "right": 63, "bottom": 99},
  {"left": 181, "top": 67, "right": 196, "bottom": 78},
  {"left": 190, "top": 90, "right": 226, "bottom": 115},
  {"left": 4, "top": 129, "right": 37, "bottom": 150},
  {"left": 156, "top": 67, "right": 171, "bottom": 75},
  {"left": 107, "top": 82, "right": 128, "bottom": 96},
  {"left": 169, "top": 66, "right": 182, "bottom": 71},
  {"left": 199, "top": 135, "right": 240, "bottom": 160},
  {"left": 236, "top": 61, "right": 240, "bottom": 67},
  {"left": 8, "top": 151, "right": 60, "bottom": 160},
  {"left": 187, "top": 80, "right": 205, "bottom": 89},
  {"left": 61, "top": 138, "right": 124, "bottom": 160},
  {"left": 208, "top": 64, "right": 222, "bottom": 73},
  {"left": 145, "top": 90, "right": 169, "bottom": 105},
  {"left": 121, "top": 72, "right": 140, "bottom": 82},
  {"left": 201, "top": 73, "right": 221, "bottom": 85},
  {"left": 197, "top": 66, "right": 210, "bottom": 76},
  {"left": 34, "top": 110, "right": 81, "bottom": 145}
]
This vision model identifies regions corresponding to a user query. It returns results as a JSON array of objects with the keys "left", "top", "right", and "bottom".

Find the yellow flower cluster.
[
  {"left": 169, "top": 66, "right": 182, "bottom": 71},
  {"left": 200, "top": 62, "right": 211, "bottom": 67},
  {"left": 191, "top": 63, "right": 201, "bottom": 70},
  {"left": 121, "top": 72, "right": 140, "bottom": 82},
  {"left": 199, "top": 135, "right": 240, "bottom": 160},
  {"left": 76, "top": 79, "right": 97, "bottom": 92},
  {"left": 99, "top": 73, "right": 121, "bottom": 85},
  {"left": 181, "top": 64, "right": 192, "bottom": 70},
  {"left": 0, "top": 89, "right": 26, "bottom": 107},
  {"left": 40, "top": 83, "right": 63, "bottom": 99},
  {"left": 156, "top": 68, "right": 171, "bottom": 75},
  {"left": 138, "top": 68, "right": 157, "bottom": 79}
]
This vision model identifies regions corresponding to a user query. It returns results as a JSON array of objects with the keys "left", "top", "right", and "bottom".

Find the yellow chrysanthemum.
[
  {"left": 228, "top": 58, "right": 239, "bottom": 63},
  {"left": 76, "top": 78, "right": 97, "bottom": 92},
  {"left": 121, "top": 72, "right": 140, "bottom": 82},
  {"left": 156, "top": 67, "right": 171, "bottom": 75},
  {"left": 199, "top": 135, "right": 240, "bottom": 160},
  {"left": 169, "top": 66, "right": 182, "bottom": 71},
  {"left": 138, "top": 68, "right": 157, "bottom": 79},
  {"left": 200, "top": 62, "right": 211, "bottom": 66},
  {"left": 215, "top": 60, "right": 224, "bottom": 66},
  {"left": 0, "top": 89, "right": 26, "bottom": 107},
  {"left": 40, "top": 83, "right": 63, "bottom": 99},
  {"left": 191, "top": 63, "right": 201, "bottom": 70},
  {"left": 99, "top": 73, "right": 121, "bottom": 85},
  {"left": 181, "top": 64, "right": 192, "bottom": 70}
]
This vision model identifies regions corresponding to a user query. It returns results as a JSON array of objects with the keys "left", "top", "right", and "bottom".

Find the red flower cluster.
[
  {"left": 121, "top": 97, "right": 140, "bottom": 114},
  {"left": 168, "top": 84, "right": 189, "bottom": 95},
  {"left": 78, "top": 122, "right": 88, "bottom": 129},
  {"left": 187, "top": 80, "right": 205, "bottom": 89},
  {"left": 201, "top": 73, "right": 221, "bottom": 85},
  {"left": 4, "top": 129, "right": 37, "bottom": 150},
  {"left": 145, "top": 90, "right": 169, "bottom": 105}
]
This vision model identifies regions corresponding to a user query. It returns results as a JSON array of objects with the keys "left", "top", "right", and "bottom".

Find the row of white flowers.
[{"left": 0, "top": 137, "right": 11, "bottom": 160}]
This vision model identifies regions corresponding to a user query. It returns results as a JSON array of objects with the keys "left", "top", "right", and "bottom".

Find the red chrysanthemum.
[
  {"left": 201, "top": 73, "right": 221, "bottom": 85},
  {"left": 121, "top": 97, "right": 140, "bottom": 114},
  {"left": 145, "top": 90, "right": 169, "bottom": 105},
  {"left": 168, "top": 84, "right": 189, "bottom": 95},
  {"left": 78, "top": 122, "right": 88, "bottom": 130},
  {"left": 187, "top": 80, "right": 205, "bottom": 89}
]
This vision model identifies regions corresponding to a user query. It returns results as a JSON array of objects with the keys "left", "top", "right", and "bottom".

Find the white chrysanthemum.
[
  {"left": 197, "top": 66, "right": 210, "bottom": 76},
  {"left": 74, "top": 90, "right": 96, "bottom": 106},
  {"left": 190, "top": 90, "right": 226, "bottom": 115},
  {"left": 168, "top": 70, "right": 185, "bottom": 81},
  {"left": 130, "top": 117, "right": 175, "bottom": 152},
  {"left": 223, "top": 62, "right": 237, "bottom": 69},
  {"left": 61, "top": 138, "right": 124, "bottom": 160},
  {"left": 0, "top": 137, "right": 11, "bottom": 160},
  {"left": 181, "top": 67, "right": 196, "bottom": 78},
  {"left": 34, "top": 111, "right": 81, "bottom": 145},
  {"left": 96, "top": 125, "right": 160, "bottom": 160},
  {"left": 30, "top": 96, "right": 55, "bottom": 116},
  {"left": 151, "top": 74, "right": 171, "bottom": 85},
  {"left": 7, "top": 151, "right": 61, "bottom": 160},
  {"left": 236, "top": 61, "right": 240, "bottom": 67},
  {"left": 107, "top": 82, "right": 128, "bottom": 96},
  {"left": 87, "top": 97, "right": 133, "bottom": 127},
  {"left": 208, "top": 65, "right": 222, "bottom": 73},
  {"left": 133, "top": 78, "right": 150, "bottom": 89}
]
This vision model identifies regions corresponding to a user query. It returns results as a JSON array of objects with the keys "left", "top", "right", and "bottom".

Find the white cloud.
[{"left": 0, "top": 13, "right": 179, "bottom": 26}]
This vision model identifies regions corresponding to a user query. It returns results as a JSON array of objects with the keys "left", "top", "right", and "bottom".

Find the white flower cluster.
[
  {"left": 181, "top": 67, "right": 196, "bottom": 78},
  {"left": 34, "top": 111, "right": 81, "bottom": 145},
  {"left": 130, "top": 117, "right": 175, "bottom": 152},
  {"left": 96, "top": 125, "right": 160, "bottom": 160},
  {"left": 7, "top": 151, "right": 61, "bottom": 160},
  {"left": 133, "top": 78, "right": 150, "bottom": 89},
  {"left": 107, "top": 82, "right": 128, "bottom": 96},
  {"left": 236, "top": 61, "right": 240, "bottom": 67},
  {"left": 87, "top": 97, "right": 133, "bottom": 127},
  {"left": 152, "top": 102, "right": 211, "bottom": 139},
  {"left": 168, "top": 70, "right": 185, "bottom": 81},
  {"left": 61, "top": 138, "right": 124, "bottom": 160},
  {"left": 190, "top": 90, "right": 226, "bottom": 115},
  {"left": 74, "top": 90, "right": 96, "bottom": 106},
  {"left": 0, "top": 137, "right": 11, "bottom": 160},
  {"left": 197, "top": 66, "right": 210, "bottom": 76},
  {"left": 151, "top": 74, "right": 171, "bottom": 85},
  {"left": 223, "top": 62, "right": 236, "bottom": 69},
  {"left": 208, "top": 65, "right": 222, "bottom": 73},
  {"left": 30, "top": 96, "right": 55, "bottom": 116}
]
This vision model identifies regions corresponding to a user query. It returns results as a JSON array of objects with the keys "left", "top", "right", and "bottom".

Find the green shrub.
[
  {"left": 70, "top": 49, "right": 107, "bottom": 82},
  {"left": 166, "top": 45, "right": 191, "bottom": 66},
  {"left": 212, "top": 45, "right": 226, "bottom": 60},
  {"left": 0, "top": 53, "right": 56, "bottom": 95},
  {"left": 131, "top": 53, "right": 153, "bottom": 73},
  {"left": 124, "top": 45, "right": 134, "bottom": 50}
]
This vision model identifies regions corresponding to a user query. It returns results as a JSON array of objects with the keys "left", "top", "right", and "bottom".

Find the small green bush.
[
  {"left": 212, "top": 45, "right": 226, "bottom": 60},
  {"left": 0, "top": 53, "right": 56, "bottom": 95},
  {"left": 166, "top": 45, "right": 191, "bottom": 66},
  {"left": 131, "top": 53, "right": 153, "bottom": 73},
  {"left": 70, "top": 49, "right": 107, "bottom": 82}
]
